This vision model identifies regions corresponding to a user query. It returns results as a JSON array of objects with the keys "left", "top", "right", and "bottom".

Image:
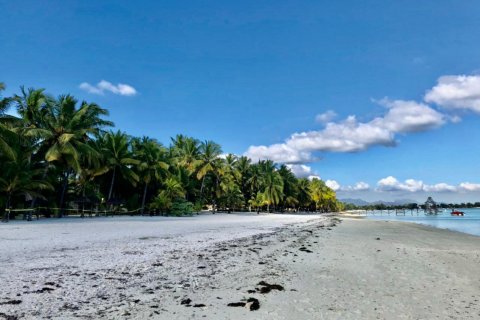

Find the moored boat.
[{"left": 451, "top": 210, "right": 465, "bottom": 216}]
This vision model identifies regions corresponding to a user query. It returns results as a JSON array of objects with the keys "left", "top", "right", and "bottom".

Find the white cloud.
[
  {"left": 79, "top": 80, "right": 137, "bottom": 96},
  {"left": 315, "top": 110, "right": 337, "bottom": 123},
  {"left": 340, "top": 181, "right": 370, "bottom": 192},
  {"left": 458, "top": 182, "right": 480, "bottom": 192},
  {"left": 424, "top": 183, "right": 457, "bottom": 193},
  {"left": 286, "top": 164, "right": 314, "bottom": 178},
  {"left": 377, "top": 176, "right": 424, "bottom": 192},
  {"left": 244, "top": 96, "right": 449, "bottom": 163},
  {"left": 376, "top": 176, "right": 480, "bottom": 194},
  {"left": 287, "top": 115, "right": 396, "bottom": 153},
  {"left": 375, "top": 99, "right": 445, "bottom": 133},
  {"left": 244, "top": 143, "right": 314, "bottom": 163},
  {"left": 425, "top": 75, "right": 480, "bottom": 113},
  {"left": 325, "top": 179, "right": 340, "bottom": 191}
]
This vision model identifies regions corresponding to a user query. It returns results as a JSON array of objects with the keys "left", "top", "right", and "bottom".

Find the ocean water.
[{"left": 367, "top": 208, "right": 480, "bottom": 237}]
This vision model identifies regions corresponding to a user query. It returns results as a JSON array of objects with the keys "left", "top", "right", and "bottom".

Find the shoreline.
[
  {"left": 337, "top": 211, "right": 480, "bottom": 237},
  {"left": 1, "top": 214, "right": 479, "bottom": 319}
]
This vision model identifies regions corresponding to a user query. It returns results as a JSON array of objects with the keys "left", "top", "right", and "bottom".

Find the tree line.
[
  {"left": 0, "top": 83, "right": 343, "bottom": 221},
  {"left": 343, "top": 202, "right": 480, "bottom": 211}
]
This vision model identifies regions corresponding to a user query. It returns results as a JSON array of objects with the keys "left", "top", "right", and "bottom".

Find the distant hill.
[
  {"left": 340, "top": 198, "right": 417, "bottom": 206},
  {"left": 339, "top": 198, "right": 370, "bottom": 206}
]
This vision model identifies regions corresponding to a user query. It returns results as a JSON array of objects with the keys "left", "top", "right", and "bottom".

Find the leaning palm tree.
[
  {"left": 133, "top": 137, "right": 169, "bottom": 214},
  {"left": 97, "top": 131, "right": 140, "bottom": 204}
]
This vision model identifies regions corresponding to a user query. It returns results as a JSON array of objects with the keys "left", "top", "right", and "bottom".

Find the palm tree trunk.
[
  {"left": 81, "top": 186, "right": 86, "bottom": 218},
  {"left": 3, "top": 193, "right": 12, "bottom": 222},
  {"left": 199, "top": 176, "right": 206, "bottom": 200},
  {"left": 59, "top": 170, "right": 71, "bottom": 218},
  {"left": 108, "top": 167, "right": 116, "bottom": 202},
  {"left": 29, "top": 164, "right": 49, "bottom": 220},
  {"left": 141, "top": 182, "right": 148, "bottom": 215}
]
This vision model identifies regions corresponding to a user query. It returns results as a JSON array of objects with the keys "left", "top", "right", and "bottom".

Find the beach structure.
[{"left": 424, "top": 197, "right": 439, "bottom": 215}]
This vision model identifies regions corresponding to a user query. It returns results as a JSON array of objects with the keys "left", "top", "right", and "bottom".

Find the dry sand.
[{"left": 0, "top": 214, "right": 479, "bottom": 319}]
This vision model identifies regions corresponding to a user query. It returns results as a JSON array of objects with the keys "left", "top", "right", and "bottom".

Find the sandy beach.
[{"left": 1, "top": 214, "right": 479, "bottom": 319}]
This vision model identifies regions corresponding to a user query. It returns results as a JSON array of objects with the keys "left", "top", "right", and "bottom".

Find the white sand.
[{"left": 1, "top": 214, "right": 479, "bottom": 319}]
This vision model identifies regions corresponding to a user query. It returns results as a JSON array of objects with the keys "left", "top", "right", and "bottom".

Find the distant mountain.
[
  {"left": 339, "top": 198, "right": 370, "bottom": 206},
  {"left": 371, "top": 199, "right": 418, "bottom": 206},
  {"left": 340, "top": 198, "right": 417, "bottom": 206}
]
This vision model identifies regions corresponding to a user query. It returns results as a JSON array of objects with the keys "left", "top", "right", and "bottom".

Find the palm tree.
[
  {"left": 98, "top": 131, "right": 139, "bottom": 204},
  {"left": 170, "top": 135, "right": 200, "bottom": 173},
  {"left": 221, "top": 154, "right": 240, "bottom": 181},
  {"left": 0, "top": 83, "right": 17, "bottom": 160},
  {"left": 161, "top": 176, "right": 185, "bottom": 202},
  {"left": 133, "top": 137, "right": 169, "bottom": 214},
  {"left": 261, "top": 170, "right": 284, "bottom": 212},
  {"left": 309, "top": 178, "right": 335, "bottom": 212},
  {"left": 278, "top": 164, "right": 297, "bottom": 210},
  {"left": 296, "top": 178, "right": 311, "bottom": 210},
  {"left": 234, "top": 156, "right": 252, "bottom": 209},
  {"left": 248, "top": 192, "right": 267, "bottom": 214},
  {"left": 0, "top": 147, "right": 52, "bottom": 222},
  {"left": 196, "top": 140, "right": 223, "bottom": 206},
  {"left": 23, "top": 95, "right": 112, "bottom": 215}
]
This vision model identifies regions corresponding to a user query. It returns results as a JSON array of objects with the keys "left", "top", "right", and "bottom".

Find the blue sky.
[{"left": 2, "top": 0, "right": 480, "bottom": 202}]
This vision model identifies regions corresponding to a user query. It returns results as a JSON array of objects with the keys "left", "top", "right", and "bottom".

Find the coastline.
[{"left": 1, "top": 214, "right": 479, "bottom": 319}]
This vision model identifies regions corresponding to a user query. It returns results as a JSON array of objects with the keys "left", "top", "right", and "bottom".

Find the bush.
[
  {"left": 170, "top": 198, "right": 193, "bottom": 216},
  {"left": 193, "top": 202, "right": 203, "bottom": 213}
]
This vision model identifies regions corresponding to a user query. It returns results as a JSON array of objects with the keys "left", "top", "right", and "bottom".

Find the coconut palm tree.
[
  {"left": 296, "top": 178, "right": 311, "bottom": 210},
  {"left": 22, "top": 95, "right": 112, "bottom": 215},
  {"left": 308, "top": 178, "right": 335, "bottom": 212},
  {"left": 261, "top": 170, "right": 284, "bottom": 212},
  {"left": 0, "top": 146, "right": 52, "bottom": 222},
  {"left": 133, "top": 137, "right": 169, "bottom": 214},
  {"left": 98, "top": 131, "right": 140, "bottom": 204},
  {"left": 0, "top": 83, "right": 17, "bottom": 160},
  {"left": 218, "top": 179, "right": 244, "bottom": 213},
  {"left": 278, "top": 164, "right": 297, "bottom": 210},
  {"left": 161, "top": 176, "right": 185, "bottom": 202},
  {"left": 170, "top": 135, "right": 200, "bottom": 173},
  {"left": 196, "top": 140, "right": 223, "bottom": 204},
  {"left": 235, "top": 156, "right": 252, "bottom": 208}
]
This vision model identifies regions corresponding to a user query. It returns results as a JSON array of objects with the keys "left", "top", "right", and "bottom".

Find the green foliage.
[
  {"left": 170, "top": 198, "right": 194, "bottom": 216},
  {"left": 0, "top": 83, "right": 346, "bottom": 217}
]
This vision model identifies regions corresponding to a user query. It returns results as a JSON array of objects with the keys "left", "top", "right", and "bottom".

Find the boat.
[{"left": 451, "top": 210, "right": 465, "bottom": 216}]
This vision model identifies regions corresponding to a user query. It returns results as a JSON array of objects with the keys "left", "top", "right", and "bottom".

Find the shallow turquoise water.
[{"left": 367, "top": 208, "right": 480, "bottom": 237}]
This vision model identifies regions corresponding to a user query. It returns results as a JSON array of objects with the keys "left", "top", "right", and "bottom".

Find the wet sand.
[{"left": 0, "top": 214, "right": 479, "bottom": 319}]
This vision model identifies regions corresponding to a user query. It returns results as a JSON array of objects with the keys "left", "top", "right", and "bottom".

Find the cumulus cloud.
[
  {"left": 376, "top": 176, "right": 480, "bottom": 193},
  {"left": 315, "top": 110, "right": 337, "bottom": 123},
  {"left": 286, "top": 164, "right": 315, "bottom": 178},
  {"left": 244, "top": 98, "right": 446, "bottom": 162},
  {"left": 377, "top": 176, "right": 424, "bottom": 192},
  {"left": 325, "top": 180, "right": 340, "bottom": 191},
  {"left": 244, "top": 143, "right": 314, "bottom": 164},
  {"left": 424, "top": 183, "right": 457, "bottom": 193},
  {"left": 375, "top": 99, "right": 445, "bottom": 133},
  {"left": 79, "top": 80, "right": 137, "bottom": 96},
  {"left": 425, "top": 75, "right": 480, "bottom": 113},
  {"left": 458, "top": 182, "right": 480, "bottom": 192},
  {"left": 340, "top": 181, "right": 370, "bottom": 192}
]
